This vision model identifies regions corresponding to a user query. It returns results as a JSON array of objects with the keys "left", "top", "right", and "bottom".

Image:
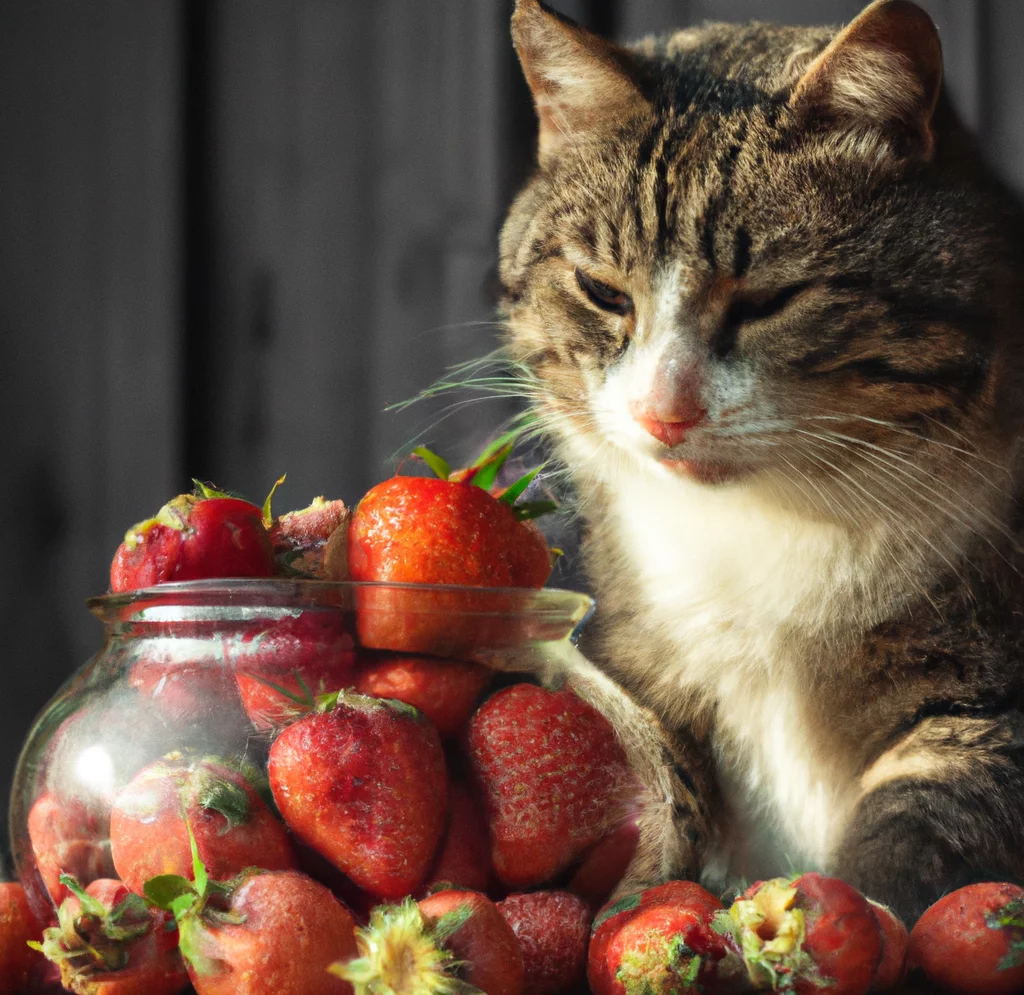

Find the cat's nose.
[
  {"left": 630, "top": 406, "right": 706, "bottom": 446},
  {"left": 630, "top": 358, "right": 707, "bottom": 445}
]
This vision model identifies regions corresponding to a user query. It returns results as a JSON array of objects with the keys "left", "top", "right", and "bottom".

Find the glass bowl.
[{"left": 9, "top": 580, "right": 594, "bottom": 925}]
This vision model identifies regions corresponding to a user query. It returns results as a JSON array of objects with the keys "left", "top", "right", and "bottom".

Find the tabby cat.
[{"left": 499, "top": 0, "right": 1024, "bottom": 923}]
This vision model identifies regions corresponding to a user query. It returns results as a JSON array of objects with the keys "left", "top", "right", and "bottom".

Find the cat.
[{"left": 498, "top": 0, "right": 1024, "bottom": 924}]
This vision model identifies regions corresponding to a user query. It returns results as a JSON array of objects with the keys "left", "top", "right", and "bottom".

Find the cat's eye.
[
  {"left": 711, "top": 280, "right": 812, "bottom": 358},
  {"left": 575, "top": 268, "right": 633, "bottom": 316}
]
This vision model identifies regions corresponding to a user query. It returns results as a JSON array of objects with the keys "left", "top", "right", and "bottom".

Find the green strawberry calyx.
[{"left": 987, "top": 897, "right": 1024, "bottom": 971}]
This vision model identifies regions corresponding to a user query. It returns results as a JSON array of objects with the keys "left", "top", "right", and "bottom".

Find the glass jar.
[{"left": 9, "top": 580, "right": 594, "bottom": 924}]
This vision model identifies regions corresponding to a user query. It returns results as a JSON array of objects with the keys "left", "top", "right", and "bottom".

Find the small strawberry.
[
  {"left": 729, "top": 873, "right": 883, "bottom": 995},
  {"left": 109, "top": 754, "right": 296, "bottom": 895},
  {"left": 352, "top": 655, "right": 491, "bottom": 738},
  {"left": 0, "top": 882, "right": 45, "bottom": 994},
  {"left": 233, "top": 612, "right": 357, "bottom": 731},
  {"left": 28, "top": 791, "right": 114, "bottom": 905},
  {"left": 907, "top": 882, "right": 1024, "bottom": 995},
  {"left": 32, "top": 875, "right": 188, "bottom": 995},
  {"left": 587, "top": 880, "right": 739, "bottom": 995},
  {"left": 465, "top": 683, "right": 638, "bottom": 888},
  {"left": 497, "top": 890, "right": 592, "bottom": 995},
  {"left": 268, "top": 690, "right": 447, "bottom": 900},
  {"left": 268, "top": 495, "right": 350, "bottom": 580},
  {"left": 110, "top": 481, "right": 275, "bottom": 592},
  {"left": 868, "top": 901, "right": 907, "bottom": 992},
  {"left": 425, "top": 780, "right": 492, "bottom": 894},
  {"left": 568, "top": 817, "right": 641, "bottom": 910},
  {"left": 332, "top": 890, "right": 525, "bottom": 995}
]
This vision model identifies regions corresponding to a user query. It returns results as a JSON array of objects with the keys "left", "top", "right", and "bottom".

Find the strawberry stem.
[{"left": 261, "top": 474, "right": 287, "bottom": 527}]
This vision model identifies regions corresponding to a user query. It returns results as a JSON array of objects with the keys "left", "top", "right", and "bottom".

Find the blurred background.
[{"left": 2, "top": 0, "right": 1023, "bottom": 818}]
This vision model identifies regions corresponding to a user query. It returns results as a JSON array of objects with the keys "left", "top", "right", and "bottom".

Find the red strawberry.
[
  {"left": 729, "top": 873, "right": 883, "bottom": 995},
  {"left": 868, "top": 900, "right": 908, "bottom": 992},
  {"left": 33, "top": 876, "right": 187, "bottom": 995},
  {"left": 907, "top": 882, "right": 1024, "bottom": 995},
  {"left": 128, "top": 638, "right": 241, "bottom": 722},
  {"left": 0, "top": 882, "right": 45, "bottom": 994},
  {"left": 109, "top": 755, "right": 295, "bottom": 895},
  {"left": 269, "top": 496, "right": 350, "bottom": 580},
  {"left": 465, "top": 683, "right": 638, "bottom": 888},
  {"left": 588, "top": 880, "right": 738, "bottom": 995},
  {"left": 268, "top": 691, "right": 447, "bottom": 899},
  {"left": 110, "top": 482, "right": 274, "bottom": 592},
  {"left": 352, "top": 654, "right": 490, "bottom": 737},
  {"left": 332, "top": 891, "right": 524, "bottom": 995},
  {"left": 163, "top": 867, "right": 357, "bottom": 995},
  {"left": 28, "top": 791, "right": 114, "bottom": 905},
  {"left": 568, "top": 816, "right": 641, "bottom": 910},
  {"left": 233, "top": 612, "right": 357, "bottom": 730},
  {"left": 497, "top": 890, "right": 592, "bottom": 995},
  {"left": 425, "top": 779, "right": 492, "bottom": 894}
]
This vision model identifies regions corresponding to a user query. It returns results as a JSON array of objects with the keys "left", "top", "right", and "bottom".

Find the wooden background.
[{"left": 2, "top": 0, "right": 1022, "bottom": 825}]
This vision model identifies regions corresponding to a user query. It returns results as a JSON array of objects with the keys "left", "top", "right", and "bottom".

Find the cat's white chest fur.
[{"left": 604, "top": 462, "right": 882, "bottom": 877}]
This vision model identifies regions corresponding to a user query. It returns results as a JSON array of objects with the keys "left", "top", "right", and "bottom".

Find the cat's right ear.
[{"left": 512, "top": 0, "right": 646, "bottom": 163}]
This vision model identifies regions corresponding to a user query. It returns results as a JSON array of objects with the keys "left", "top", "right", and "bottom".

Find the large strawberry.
[
  {"left": 109, "top": 754, "right": 296, "bottom": 894},
  {"left": 332, "top": 890, "right": 524, "bottom": 995},
  {"left": 110, "top": 481, "right": 275, "bottom": 592},
  {"left": 268, "top": 690, "right": 447, "bottom": 900},
  {"left": 32, "top": 876, "right": 188, "bottom": 995},
  {"left": 0, "top": 882, "right": 45, "bottom": 994},
  {"left": 465, "top": 683, "right": 638, "bottom": 888},
  {"left": 907, "top": 882, "right": 1024, "bottom": 995},
  {"left": 729, "top": 873, "right": 883, "bottom": 995}
]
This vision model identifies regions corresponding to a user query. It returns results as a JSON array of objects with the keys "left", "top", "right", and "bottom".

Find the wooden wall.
[{"left": 2, "top": 0, "right": 1022, "bottom": 830}]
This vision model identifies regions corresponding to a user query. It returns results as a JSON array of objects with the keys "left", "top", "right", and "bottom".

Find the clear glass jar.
[{"left": 9, "top": 580, "right": 594, "bottom": 924}]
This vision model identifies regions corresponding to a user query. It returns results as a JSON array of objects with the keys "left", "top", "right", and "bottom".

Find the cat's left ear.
[
  {"left": 791, "top": 0, "right": 943, "bottom": 159},
  {"left": 512, "top": 0, "right": 647, "bottom": 163}
]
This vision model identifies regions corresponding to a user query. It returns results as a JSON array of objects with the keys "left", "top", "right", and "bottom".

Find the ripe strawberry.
[
  {"left": 109, "top": 754, "right": 295, "bottom": 895},
  {"left": 0, "top": 882, "right": 45, "bottom": 994},
  {"left": 153, "top": 865, "right": 357, "bottom": 995},
  {"left": 425, "top": 779, "right": 492, "bottom": 894},
  {"left": 907, "top": 882, "right": 1024, "bottom": 995},
  {"left": 269, "top": 495, "right": 350, "bottom": 580},
  {"left": 268, "top": 690, "right": 447, "bottom": 899},
  {"left": 465, "top": 683, "right": 638, "bottom": 888},
  {"left": 588, "top": 880, "right": 739, "bottom": 995},
  {"left": 352, "top": 654, "right": 490, "bottom": 737},
  {"left": 333, "top": 890, "right": 524, "bottom": 995},
  {"left": 28, "top": 791, "right": 114, "bottom": 905},
  {"left": 233, "top": 612, "right": 357, "bottom": 730},
  {"left": 32, "top": 876, "right": 187, "bottom": 995},
  {"left": 497, "top": 890, "right": 592, "bottom": 995},
  {"left": 110, "top": 481, "right": 274, "bottom": 592},
  {"left": 568, "top": 816, "right": 641, "bottom": 910},
  {"left": 868, "top": 901, "right": 907, "bottom": 992},
  {"left": 729, "top": 873, "right": 883, "bottom": 995},
  {"left": 128, "top": 639, "right": 241, "bottom": 722}
]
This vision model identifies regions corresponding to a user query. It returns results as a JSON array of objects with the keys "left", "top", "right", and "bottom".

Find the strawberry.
[
  {"left": 128, "top": 638, "right": 241, "bottom": 722},
  {"left": 465, "top": 683, "right": 638, "bottom": 888},
  {"left": 568, "top": 816, "right": 641, "bottom": 910},
  {"left": 150, "top": 863, "right": 357, "bottom": 995},
  {"left": 332, "top": 890, "right": 524, "bottom": 995},
  {"left": 497, "top": 890, "right": 592, "bottom": 995},
  {"left": 268, "top": 690, "right": 447, "bottom": 899},
  {"left": 729, "top": 873, "right": 883, "bottom": 995},
  {"left": 588, "top": 880, "right": 739, "bottom": 995},
  {"left": 110, "top": 481, "right": 274, "bottom": 592},
  {"left": 348, "top": 440, "right": 555, "bottom": 653},
  {"left": 907, "top": 882, "right": 1024, "bottom": 995},
  {"left": 268, "top": 495, "right": 350, "bottom": 580},
  {"left": 233, "top": 612, "right": 357, "bottom": 730},
  {"left": 868, "top": 901, "right": 907, "bottom": 992},
  {"left": 425, "top": 779, "right": 492, "bottom": 894},
  {"left": 109, "top": 754, "right": 295, "bottom": 895},
  {"left": 0, "top": 882, "right": 45, "bottom": 994},
  {"left": 28, "top": 791, "right": 114, "bottom": 905},
  {"left": 32, "top": 876, "right": 187, "bottom": 995},
  {"left": 351, "top": 654, "right": 491, "bottom": 738}
]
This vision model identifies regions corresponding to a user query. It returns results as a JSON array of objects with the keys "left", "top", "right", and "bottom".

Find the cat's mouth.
[{"left": 659, "top": 455, "right": 744, "bottom": 485}]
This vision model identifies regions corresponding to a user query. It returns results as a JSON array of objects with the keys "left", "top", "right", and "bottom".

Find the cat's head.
[{"left": 500, "top": 0, "right": 1023, "bottom": 523}]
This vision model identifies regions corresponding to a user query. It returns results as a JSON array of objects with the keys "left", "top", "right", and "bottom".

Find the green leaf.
[
  {"left": 471, "top": 425, "right": 524, "bottom": 468},
  {"left": 261, "top": 474, "right": 287, "bottom": 527},
  {"left": 433, "top": 903, "right": 474, "bottom": 944},
  {"left": 245, "top": 672, "right": 315, "bottom": 708},
  {"left": 412, "top": 447, "right": 451, "bottom": 481},
  {"left": 26, "top": 941, "right": 44, "bottom": 952},
  {"left": 593, "top": 892, "right": 642, "bottom": 932},
  {"left": 187, "top": 821, "right": 209, "bottom": 898},
  {"left": 197, "top": 776, "right": 251, "bottom": 835},
  {"left": 58, "top": 874, "right": 107, "bottom": 919},
  {"left": 512, "top": 500, "right": 558, "bottom": 522},
  {"left": 143, "top": 874, "right": 196, "bottom": 912},
  {"left": 192, "top": 479, "right": 234, "bottom": 500},
  {"left": 468, "top": 443, "right": 513, "bottom": 492},
  {"left": 170, "top": 893, "right": 199, "bottom": 919},
  {"left": 497, "top": 464, "right": 543, "bottom": 506},
  {"left": 177, "top": 916, "right": 221, "bottom": 978}
]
